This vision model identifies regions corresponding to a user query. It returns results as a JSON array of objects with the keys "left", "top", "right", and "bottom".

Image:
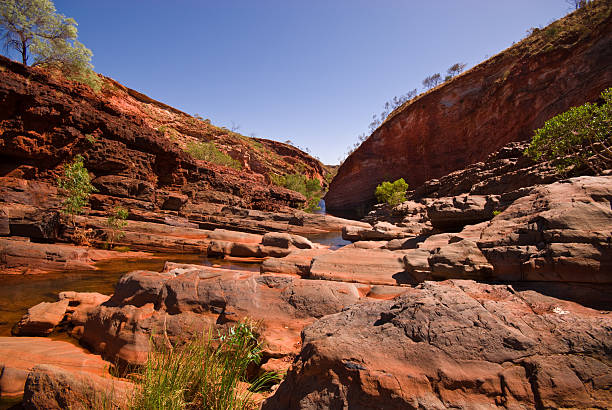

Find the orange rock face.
[
  {"left": 0, "top": 55, "right": 328, "bottom": 214},
  {"left": 325, "top": 4, "right": 612, "bottom": 217}
]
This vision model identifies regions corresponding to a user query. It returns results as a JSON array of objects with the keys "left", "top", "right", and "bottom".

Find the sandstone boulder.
[
  {"left": 262, "top": 232, "right": 314, "bottom": 249},
  {"left": 342, "top": 222, "right": 410, "bottom": 242},
  {"left": 22, "top": 364, "right": 133, "bottom": 410},
  {"left": 309, "top": 247, "right": 412, "bottom": 286},
  {"left": 260, "top": 248, "right": 329, "bottom": 276},
  {"left": 12, "top": 299, "right": 69, "bottom": 336},
  {"left": 478, "top": 176, "right": 612, "bottom": 284},
  {"left": 80, "top": 266, "right": 369, "bottom": 365},
  {"left": 427, "top": 194, "right": 499, "bottom": 230},
  {"left": 0, "top": 337, "right": 112, "bottom": 398},
  {"left": 59, "top": 292, "right": 111, "bottom": 338},
  {"left": 428, "top": 239, "right": 494, "bottom": 279},
  {"left": 264, "top": 280, "right": 612, "bottom": 409},
  {"left": 207, "top": 240, "right": 292, "bottom": 258}
]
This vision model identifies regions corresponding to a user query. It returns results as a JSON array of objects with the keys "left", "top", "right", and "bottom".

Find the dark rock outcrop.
[{"left": 0, "top": 53, "right": 329, "bottom": 217}]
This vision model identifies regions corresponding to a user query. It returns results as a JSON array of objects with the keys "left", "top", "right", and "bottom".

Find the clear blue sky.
[{"left": 50, "top": 0, "right": 569, "bottom": 164}]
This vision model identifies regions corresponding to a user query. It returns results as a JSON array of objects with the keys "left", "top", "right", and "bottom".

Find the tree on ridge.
[{"left": 0, "top": 0, "right": 99, "bottom": 89}]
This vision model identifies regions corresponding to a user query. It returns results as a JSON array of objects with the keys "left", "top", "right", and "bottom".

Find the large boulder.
[
  {"left": 263, "top": 280, "right": 612, "bottom": 409},
  {"left": 342, "top": 222, "right": 411, "bottom": 242},
  {"left": 426, "top": 194, "right": 499, "bottom": 230},
  {"left": 261, "top": 248, "right": 329, "bottom": 276},
  {"left": 80, "top": 266, "right": 373, "bottom": 365},
  {"left": 262, "top": 232, "right": 314, "bottom": 249},
  {"left": 478, "top": 176, "right": 612, "bottom": 284}
]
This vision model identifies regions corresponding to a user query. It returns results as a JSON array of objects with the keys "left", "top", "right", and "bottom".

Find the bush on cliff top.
[
  {"left": 0, "top": 0, "right": 101, "bottom": 91},
  {"left": 525, "top": 87, "right": 612, "bottom": 173},
  {"left": 375, "top": 178, "right": 409, "bottom": 207}
]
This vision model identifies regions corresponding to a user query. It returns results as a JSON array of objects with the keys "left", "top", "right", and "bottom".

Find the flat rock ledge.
[{"left": 0, "top": 337, "right": 113, "bottom": 399}]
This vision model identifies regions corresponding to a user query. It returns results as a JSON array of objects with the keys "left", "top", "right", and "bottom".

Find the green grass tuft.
[
  {"left": 185, "top": 141, "right": 242, "bottom": 170},
  {"left": 129, "top": 321, "right": 280, "bottom": 410}
]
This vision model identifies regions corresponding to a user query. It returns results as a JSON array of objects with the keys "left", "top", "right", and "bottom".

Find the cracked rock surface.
[{"left": 263, "top": 280, "right": 612, "bottom": 410}]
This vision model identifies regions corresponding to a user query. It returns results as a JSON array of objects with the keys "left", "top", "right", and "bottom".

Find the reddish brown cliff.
[
  {"left": 325, "top": 3, "right": 612, "bottom": 218},
  {"left": 0, "top": 55, "right": 329, "bottom": 213}
]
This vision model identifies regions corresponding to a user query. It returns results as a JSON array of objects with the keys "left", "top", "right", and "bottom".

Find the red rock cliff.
[
  {"left": 325, "top": 3, "right": 612, "bottom": 218},
  {"left": 0, "top": 55, "right": 330, "bottom": 213}
]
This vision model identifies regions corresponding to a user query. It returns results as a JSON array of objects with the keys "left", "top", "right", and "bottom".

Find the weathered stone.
[
  {"left": 263, "top": 280, "right": 612, "bottom": 409},
  {"left": 161, "top": 192, "right": 188, "bottom": 211},
  {"left": 426, "top": 194, "right": 499, "bottom": 230},
  {"left": 12, "top": 299, "right": 69, "bottom": 336},
  {"left": 260, "top": 248, "right": 329, "bottom": 276},
  {"left": 22, "top": 364, "right": 133, "bottom": 410},
  {"left": 0, "top": 203, "right": 60, "bottom": 240},
  {"left": 0, "top": 337, "right": 112, "bottom": 398},
  {"left": 309, "top": 247, "right": 412, "bottom": 286},
  {"left": 262, "top": 232, "right": 314, "bottom": 249},
  {"left": 0, "top": 237, "right": 151, "bottom": 274},
  {"left": 80, "top": 267, "right": 370, "bottom": 365},
  {"left": 428, "top": 239, "right": 494, "bottom": 279},
  {"left": 478, "top": 176, "right": 612, "bottom": 284}
]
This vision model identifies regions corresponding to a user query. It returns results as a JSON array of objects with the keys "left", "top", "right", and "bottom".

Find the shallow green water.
[{"left": 0, "top": 253, "right": 259, "bottom": 337}]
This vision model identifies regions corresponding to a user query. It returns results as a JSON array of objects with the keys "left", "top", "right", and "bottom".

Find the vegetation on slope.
[
  {"left": 339, "top": 0, "right": 611, "bottom": 164},
  {"left": 526, "top": 87, "right": 612, "bottom": 173}
]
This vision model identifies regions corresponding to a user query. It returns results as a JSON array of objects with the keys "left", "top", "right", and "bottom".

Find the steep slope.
[
  {"left": 0, "top": 55, "right": 329, "bottom": 213},
  {"left": 325, "top": 2, "right": 612, "bottom": 218}
]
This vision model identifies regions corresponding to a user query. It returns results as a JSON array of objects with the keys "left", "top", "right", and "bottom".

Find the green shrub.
[
  {"left": 375, "top": 178, "right": 409, "bottom": 206},
  {"left": 106, "top": 207, "right": 128, "bottom": 249},
  {"left": 129, "top": 321, "right": 279, "bottom": 410},
  {"left": 270, "top": 173, "right": 322, "bottom": 212},
  {"left": 158, "top": 125, "right": 180, "bottom": 141},
  {"left": 56, "top": 154, "right": 97, "bottom": 225},
  {"left": 65, "top": 67, "right": 102, "bottom": 92},
  {"left": 84, "top": 133, "right": 97, "bottom": 144},
  {"left": 185, "top": 141, "right": 242, "bottom": 170},
  {"left": 525, "top": 88, "right": 611, "bottom": 173}
]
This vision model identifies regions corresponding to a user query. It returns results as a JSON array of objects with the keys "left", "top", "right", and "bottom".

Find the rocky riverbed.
[{"left": 1, "top": 140, "right": 610, "bottom": 409}]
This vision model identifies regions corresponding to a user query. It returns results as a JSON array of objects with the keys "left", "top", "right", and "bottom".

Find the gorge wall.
[
  {"left": 0, "top": 55, "right": 328, "bottom": 214},
  {"left": 325, "top": 3, "right": 612, "bottom": 218}
]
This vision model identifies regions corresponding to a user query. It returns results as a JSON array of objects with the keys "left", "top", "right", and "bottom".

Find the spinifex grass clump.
[
  {"left": 185, "top": 140, "right": 242, "bottom": 170},
  {"left": 130, "top": 321, "right": 279, "bottom": 410}
]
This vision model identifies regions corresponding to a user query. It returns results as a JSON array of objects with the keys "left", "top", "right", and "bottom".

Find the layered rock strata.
[{"left": 326, "top": 3, "right": 612, "bottom": 217}]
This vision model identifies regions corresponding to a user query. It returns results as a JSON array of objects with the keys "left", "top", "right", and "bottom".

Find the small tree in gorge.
[
  {"left": 375, "top": 178, "right": 409, "bottom": 207},
  {"left": 106, "top": 207, "right": 128, "bottom": 249},
  {"left": 57, "top": 155, "right": 96, "bottom": 227}
]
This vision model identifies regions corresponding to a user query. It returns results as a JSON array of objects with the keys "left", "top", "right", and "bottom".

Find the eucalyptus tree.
[{"left": 0, "top": 0, "right": 99, "bottom": 89}]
